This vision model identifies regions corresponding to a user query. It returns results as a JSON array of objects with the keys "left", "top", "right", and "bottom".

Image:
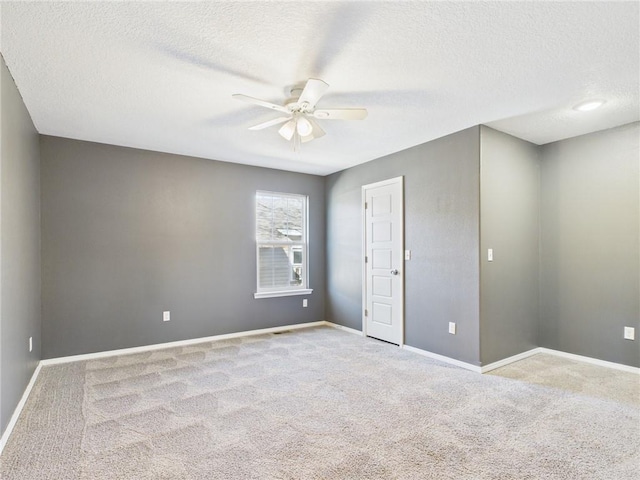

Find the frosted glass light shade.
[
  {"left": 278, "top": 119, "right": 296, "bottom": 141},
  {"left": 296, "top": 116, "right": 313, "bottom": 136}
]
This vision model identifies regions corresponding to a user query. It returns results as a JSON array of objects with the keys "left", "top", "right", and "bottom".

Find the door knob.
[{"left": 390, "top": 269, "right": 399, "bottom": 275}]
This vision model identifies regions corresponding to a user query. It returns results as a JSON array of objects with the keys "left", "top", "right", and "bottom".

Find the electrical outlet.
[
  {"left": 303, "top": 299, "right": 308, "bottom": 308},
  {"left": 163, "top": 311, "right": 171, "bottom": 322},
  {"left": 488, "top": 249, "right": 493, "bottom": 262},
  {"left": 624, "top": 326, "right": 635, "bottom": 340},
  {"left": 448, "top": 322, "right": 456, "bottom": 335},
  {"left": 29, "top": 336, "right": 33, "bottom": 352}
]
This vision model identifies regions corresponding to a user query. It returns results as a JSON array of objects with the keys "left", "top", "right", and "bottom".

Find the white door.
[{"left": 363, "top": 177, "right": 404, "bottom": 345}]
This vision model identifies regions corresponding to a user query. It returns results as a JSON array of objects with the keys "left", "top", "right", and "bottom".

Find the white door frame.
[{"left": 361, "top": 176, "right": 404, "bottom": 346}]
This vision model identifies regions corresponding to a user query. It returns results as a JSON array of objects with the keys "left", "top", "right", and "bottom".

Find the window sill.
[{"left": 254, "top": 289, "right": 313, "bottom": 299}]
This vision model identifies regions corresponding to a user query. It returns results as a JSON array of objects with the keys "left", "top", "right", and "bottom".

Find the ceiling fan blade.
[
  {"left": 313, "top": 108, "right": 368, "bottom": 120},
  {"left": 297, "top": 78, "right": 329, "bottom": 110},
  {"left": 248, "top": 116, "right": 292, "bottom": 130},
  {"left": 232, "top": 94, "right": 289, "bottom": 113}
]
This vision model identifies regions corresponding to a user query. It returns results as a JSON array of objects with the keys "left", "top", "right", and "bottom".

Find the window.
[{"left": 254, "top": 191, "right": 312, "bottom": 298}]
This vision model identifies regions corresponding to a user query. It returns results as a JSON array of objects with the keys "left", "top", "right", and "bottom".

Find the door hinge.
[
  {"left": 364, "top": 309, "right": 368, "bottom": 317},
  {"left": 365, "top": 256, "right": 368, "bottom": 263},
  {"left": 364, "top": 202, "right": 368, "bottom": 209}
]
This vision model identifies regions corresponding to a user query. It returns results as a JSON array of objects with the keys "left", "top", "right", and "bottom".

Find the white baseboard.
[
  {"left": 480, "top": 348, "right": 542, "bottom": 374},
  {"left": 41, "top": 321, "right": 326, "bottom": 366},
  {"left": 324, "top": 321, "right": 363, "bottom": 336},
  {"left": 399, "top": 345, "right": 640, "bottom": 375},
  {"left": 539, "top": 347, "right": 640, "bottom": 375},
  {"left": 0, "top": 362, "right": 42, "bottom": 456},
  {"left": 402, "top": 344, "right": 482, "bottom": 373}
]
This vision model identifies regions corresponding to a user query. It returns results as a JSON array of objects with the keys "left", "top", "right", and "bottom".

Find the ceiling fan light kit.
[
  {"left": 296, "top": 116, "right": 313, "bottom": 136},
  {"left": 278, "top": 119, "right": 296, "bottom": 141},
  {"left": 232, "top": 78, "right": 367, "bottom": 150}
]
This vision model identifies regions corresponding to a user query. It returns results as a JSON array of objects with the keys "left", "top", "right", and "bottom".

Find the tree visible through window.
[{"left": 255, "top": 191, "right": 309, "bottom": 297}]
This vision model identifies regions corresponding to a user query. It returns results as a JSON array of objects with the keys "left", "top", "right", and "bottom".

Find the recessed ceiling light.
[{"left": 573, "top": 100, "right": 606, "bottom": 112}]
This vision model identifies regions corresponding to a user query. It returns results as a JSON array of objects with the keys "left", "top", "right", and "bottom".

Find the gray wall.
[
  {"left": 539, "top": 122, "right": 639, "bottom": 367},
  {"left": 326, "top": 127, "right": 482, "bottom": 365},
  {"left": 479, "top": 126, "right": 539, "bottom": 365},
  {"left": 40, "top": 136, "right": 325, "bottom": 359},
  {"left": 1, "top": 56, "right": 41, "bottom": 435}
]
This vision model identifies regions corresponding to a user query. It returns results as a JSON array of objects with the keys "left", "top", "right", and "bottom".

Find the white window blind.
[{"left": 255, "top": 191, "right": 311, "bottom": 298}]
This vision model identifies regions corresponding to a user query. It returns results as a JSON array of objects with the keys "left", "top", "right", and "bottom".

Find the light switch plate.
[
  {"left": 488, "top": 249, "right": 493, "bottom": 262},
  {"left": 405, "top": 250, "right": 411, "bottom": 260},
  {"left": 448, "top": 322, "right": 456, "bottom": 335},
  {"left": 163, "top": 311, "right": 170, "bottom": 322},
  {"left": 624, "top": 326, "right": 635, "bottom": 340}
]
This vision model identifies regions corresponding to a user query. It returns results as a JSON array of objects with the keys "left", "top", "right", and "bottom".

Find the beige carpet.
[
  {"left": 488, "top": 351, "right": 640, "bottom": 406},
  {"left": 1, "top": 326, "right": 638, "bottom": 479}
]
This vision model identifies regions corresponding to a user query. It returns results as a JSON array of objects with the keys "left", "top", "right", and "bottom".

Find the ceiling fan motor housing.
[{"left": 285, "top": 85, "right": 308, "bottom": 112}]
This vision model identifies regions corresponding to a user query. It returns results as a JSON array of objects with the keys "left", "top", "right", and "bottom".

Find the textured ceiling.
[{"left": 1, "top": 1, "right": 638, "bottom": 175}]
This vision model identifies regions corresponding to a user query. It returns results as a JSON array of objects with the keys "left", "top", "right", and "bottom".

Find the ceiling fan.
[{"left": 232, "top": 78, "right": 367, "bottom": 148}]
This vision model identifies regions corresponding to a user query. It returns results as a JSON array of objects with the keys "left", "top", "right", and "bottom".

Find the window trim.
[
  {"left": 254, "top": 288, "right": 313, "bottom": 299},
  {"left": 254, "top": 191, "right": 312, "bottom": 299}
]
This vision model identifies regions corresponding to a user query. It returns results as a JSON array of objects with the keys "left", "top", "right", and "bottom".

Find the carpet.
[
  {"left": 1, "top": 326, "right": 638, "bottom": 479},
  {"left": 488, "top": 350, "right": 639, "bottom": 406}
]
